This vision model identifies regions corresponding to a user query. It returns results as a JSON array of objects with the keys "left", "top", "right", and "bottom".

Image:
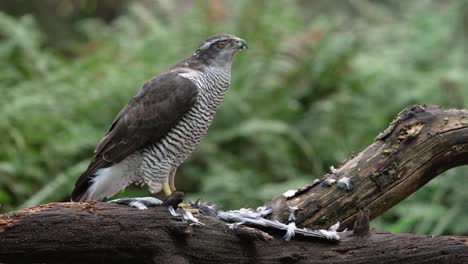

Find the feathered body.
[{"left": 71, "top": 34, "right": 247, "bottom": 201}]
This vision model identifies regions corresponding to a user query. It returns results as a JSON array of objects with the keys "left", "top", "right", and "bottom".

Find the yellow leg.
[
  {"left": 163, "top": 182, "right": 172, "bottom": 196},
  {"left": 170, "top": 184, "right": 176, "bottom": 192}
]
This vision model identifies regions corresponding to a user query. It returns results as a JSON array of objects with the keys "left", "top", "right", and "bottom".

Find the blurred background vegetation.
[{"left": 0, "top": 0, "right": 467, "bottom": 236}]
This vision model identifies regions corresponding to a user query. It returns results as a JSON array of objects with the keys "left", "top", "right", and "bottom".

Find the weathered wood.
[
  {"left": 1, "top": 105, "right": 468, "bottom": 263},
  {"left": 0, "top": 202, "right": 467, "bottom": 264},
  {"left": 286, "top": 105, "right": 468, "bottom": 229}
]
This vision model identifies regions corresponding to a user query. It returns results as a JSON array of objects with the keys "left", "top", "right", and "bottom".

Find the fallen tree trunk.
[
  {"left": 1, "top": 105, "right": 468, "bottom": 263},
  {"left": 0, "top": 202, "right": 467, "bottom": 264}
]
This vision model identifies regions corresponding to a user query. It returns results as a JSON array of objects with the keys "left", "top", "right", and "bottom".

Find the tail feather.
[
  {"left": 71, "top": 157, "right": 111, "bottom": 202},
  {"left": 71, "top": 168, "right": 95, "bottom": 202},
  {"left": 72, "top": 163, "right": 130, "bottom": 202}
]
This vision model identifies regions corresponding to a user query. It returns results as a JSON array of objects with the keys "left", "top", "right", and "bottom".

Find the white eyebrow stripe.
[{"left": 199, "top": 37, "right": 231, "bottom": 50}]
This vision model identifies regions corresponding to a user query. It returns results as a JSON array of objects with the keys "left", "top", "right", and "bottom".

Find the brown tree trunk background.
[{"left": 1, "top": 105, "right": 468, "bottom": 263}]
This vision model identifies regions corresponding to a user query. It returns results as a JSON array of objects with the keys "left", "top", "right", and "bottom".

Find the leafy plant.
[{"left": 0, "top": 0, "right": 467, "bottom": 235}]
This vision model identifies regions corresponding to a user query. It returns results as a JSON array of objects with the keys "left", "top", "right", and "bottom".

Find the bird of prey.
[{"left": 71, "top": 34, "right": 247, "bottom": 202}]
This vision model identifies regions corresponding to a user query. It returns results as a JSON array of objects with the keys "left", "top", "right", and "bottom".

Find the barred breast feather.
[
  {"left": 139, "top": 67, "right": 231, "bottom": 193},
  {"left": 71, "top": 67, "right": 230, "bottom": 201}
]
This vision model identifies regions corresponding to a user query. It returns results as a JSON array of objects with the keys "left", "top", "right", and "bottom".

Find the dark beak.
[{"left": 236, "top": 39, "right": 248, "bottom": 50}]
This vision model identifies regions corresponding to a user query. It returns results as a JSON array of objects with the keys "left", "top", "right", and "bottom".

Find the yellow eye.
[{"left": 216, "top": 41, "right": 226, "bottom": 49}]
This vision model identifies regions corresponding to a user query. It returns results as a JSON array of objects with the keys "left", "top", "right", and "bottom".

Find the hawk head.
[{"left": 193, "top": 34, "right": 248, "bottom": 67}]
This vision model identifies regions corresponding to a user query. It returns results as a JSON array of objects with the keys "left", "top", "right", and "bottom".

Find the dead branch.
[{"left": 1, "top": 105, "right": 468, "bottom": 264}]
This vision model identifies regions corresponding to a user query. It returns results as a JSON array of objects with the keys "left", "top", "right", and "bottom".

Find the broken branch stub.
[{"left": 285, "top": 105, "right": 468, "bottom": 230}]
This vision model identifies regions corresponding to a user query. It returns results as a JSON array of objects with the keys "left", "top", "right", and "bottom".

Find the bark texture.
[
  {"left": 286, "top": 105, "right": 468, "bottom": 230},
  {"left": 0, "top": 202, "right": 467, "bottom": 264},
  {"left": 1, "top": 105, "right": 468, "bottom": 263}
]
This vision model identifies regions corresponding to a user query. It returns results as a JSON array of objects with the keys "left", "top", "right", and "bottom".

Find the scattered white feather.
[
  {"left": 128, "top": 201, "right": 147, "bottom": 210},
  {"left": 318, "top": 229, "right": 340, "bottom": 240},
  {"left": 330, "top": 166, "right": 338, "bottom": 174},
  {"left": 238, "top": 208, "right": 262, "bottom": 219},
  {"left": 108, "top": 197, "right": 162, "bottom": 208},
  {"left": 328, "top": 222, "right": 340, "bottom": 232},
  {"left": 312, "top": 179, "right": 321, "bottom": 185},
  {"left": 169, "top": 206, "right": 204, "bottom": 225},
  {"left": 168, "top": 206, "right": 180, "bottom": 217},
  {"left": 288, "top": 206, "right": 298, "bottom": 222},
  {"left": 182, "top": 210, "right": 204, "bottom": 226},
  {"left": 227, "top": 223, "right": 239, "bottom": 230},
  {"left": 218, "top": 210, "right": 340, "bottom": 242},
  {"left": 337, "top": 177, "right": 353, "bottom": 191},
  {"left": 256, "top": 206, "right": 272, "bottom": 217},
  {"left": 227, "top": 222, "right": 245, "bottom": 230},
  {"left": 139, "top": 197, "right": 163, "bottom": 205},
  {"left": 321, "top": 178, "right": 337, "bottom": 187},
  {"left": 191, "top": 199, "right": 217, "bottom": 211},
  {"left": 283, "top": 222, "right": 297, "bottom": 241},
  {"left": 283, "top": 189, "right": 297, "bottom": 198}
]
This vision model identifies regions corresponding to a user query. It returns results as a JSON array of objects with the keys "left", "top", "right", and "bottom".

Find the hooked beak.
[{"left": 235, "top": 38, "right": 248, "bottom": 50}]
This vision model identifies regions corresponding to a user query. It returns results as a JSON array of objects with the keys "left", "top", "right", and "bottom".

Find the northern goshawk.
[{"left": 71, "top": 34, "right": 247, "bottom": 202}]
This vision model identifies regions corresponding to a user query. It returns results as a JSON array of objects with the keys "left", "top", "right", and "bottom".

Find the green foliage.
[{"left": 0, "top": 0, "right": 467, "bottom": 235}]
